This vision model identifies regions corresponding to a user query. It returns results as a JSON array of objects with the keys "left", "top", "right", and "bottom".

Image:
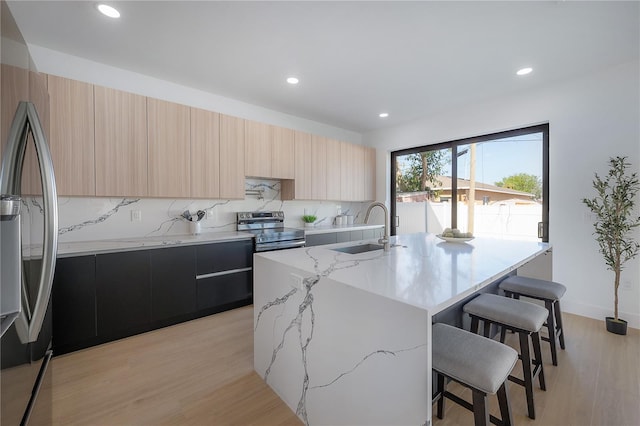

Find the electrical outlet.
[
  {"left": 206, "top": 209, "right": 214, "bottom": 219},
  {"left": 131, "top": 210, "right": 142, "bottom": 222},
  {"left": 290, "top": 273, "right": 304, "bottom": 290}
]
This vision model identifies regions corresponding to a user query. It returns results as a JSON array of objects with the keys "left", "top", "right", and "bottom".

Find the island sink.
[{"left": 331, "top": 243, "right": 384, "bottom": 254}]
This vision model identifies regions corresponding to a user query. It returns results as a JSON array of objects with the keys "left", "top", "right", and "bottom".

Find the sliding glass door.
[{"left": 391, "top": 124, "right": 549, "bottom": 242}]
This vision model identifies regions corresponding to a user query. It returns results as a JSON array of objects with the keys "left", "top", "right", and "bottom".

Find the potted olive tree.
[{"left": 583, "top": 156, "right": 640, "bottom": 335}]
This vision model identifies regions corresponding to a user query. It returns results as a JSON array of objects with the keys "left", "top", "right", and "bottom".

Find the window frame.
[{"left": 390, "top": 124, "right": 549, "bottom": 242}]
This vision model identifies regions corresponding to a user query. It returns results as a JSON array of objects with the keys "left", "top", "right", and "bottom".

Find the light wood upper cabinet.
[
  {"left": 1, "top": 64, "right": 28, "bottom": 158},
  {"left": 340, "top": 142, "right": 365, "bottom": 201},
  {"left": 326, "top": 138, "right": 341, "bottom": 201},
  {"left": 245, "top": 121, "right": 294, "bottom": 179},
  {"left": 271, "top": 126, "right": 294, "bottom": 179},
  {"left": 22, "top": 70, "right": 49, "bottom": 196},
  {"left": 311, "top": 135, "right": 327, "bottom": 200},
  {"left": 245, "top": 120, "right": 271, "bottom": 178},
  {"left": 364, "top": 146, "right": 376, "bottom": 201},
  {"left": 147, "top": 98, "right": 190, "bottom": 198},
  {"left": 94, "top": 86, "right": 147, "bottom": 197},
  {"left": 48, "top": 75, "right": 95, "bottom": 196},
  {"left": 191, "top": 108, "right": 220, "bottom": 199},
  {"left": 282, "top": 130, "right": 312, "bottom": 200},
  {"left": 219, "top": 114, "right": 245, "bottom": 199}
]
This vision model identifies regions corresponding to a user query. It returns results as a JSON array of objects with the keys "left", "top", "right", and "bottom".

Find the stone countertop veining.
[
  {"left": 256, "top": 232, "right": 550, "bottom": 314},
  {"left": 300, "top": 223, "right": 384, "bottom": 235},
  {"left": 56, "top": 231, "right": 255, "bottom": 258}
]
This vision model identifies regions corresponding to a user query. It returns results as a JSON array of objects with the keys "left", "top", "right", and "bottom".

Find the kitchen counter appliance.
[{"left": 237, "top": 211, "right": 305, "bottom": 252}]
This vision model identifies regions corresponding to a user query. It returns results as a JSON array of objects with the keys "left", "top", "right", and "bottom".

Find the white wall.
[{"left": 365, "top": 60, "right": 640, "bottom": 329}]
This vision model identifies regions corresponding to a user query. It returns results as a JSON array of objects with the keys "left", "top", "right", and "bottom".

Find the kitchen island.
[{"left": 253, "top": 232, "right": 550, "bottom": 426}]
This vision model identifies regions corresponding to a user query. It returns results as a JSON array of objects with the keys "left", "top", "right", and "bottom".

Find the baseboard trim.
[{"left": 562, "top": 299, "right": 639, "bottom": 330}]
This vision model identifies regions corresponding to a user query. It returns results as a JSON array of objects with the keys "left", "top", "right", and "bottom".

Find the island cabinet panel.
[
  {"left": 190, "top": 108, "right": 220, "bottom": 198},
  {"left": 195, "top": 240, "right": 253, "bottom": 311},
  {"left": 150, "top": 246, "right": 196, "bottom": 322},
  {"left": 94, "top": 86, "right": 148, "bottom": 197},
  {"left": 311, "top": 135, "right": 327, "bottom": 200},
  {"left": 52, "top": 256, "right": 97, "bottom": 354},
  {"left": 271, "top": 126, "right": 295, "bottom": 179},
  {"left": 47, "top": 75, "right": 95, "bottom": 196},
  {"left": 364, "top": 146, "right": 376, "bottom": 201},
  {"left": 326, "top": 138, "right": 342, "bottom": 201},
  {"left": 245, "top": 120, "right": 272, "bottom": 178},
  {"left": 96, "top": 250, "right": 151, "bottom": 339},
  {"left": 219, "top": 114, "right": 245, "bottom": 199},
  {"left": 282, "top": 130, "right": 312, "bottom": 200},
  {"left": 147, "top": 98, "right": 190, "bottom": 198},
  {"left": 306, "top": 233, "right": 338, "bottom": 246}
]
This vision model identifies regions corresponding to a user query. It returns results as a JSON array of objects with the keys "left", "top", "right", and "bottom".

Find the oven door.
[{"left": 255, "top": 240, "right": 306, "bottom": 252}]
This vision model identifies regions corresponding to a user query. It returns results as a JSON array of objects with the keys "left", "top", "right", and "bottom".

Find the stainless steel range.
[{"left": 237, "top": 211, "right": 305, "bottom": 252}]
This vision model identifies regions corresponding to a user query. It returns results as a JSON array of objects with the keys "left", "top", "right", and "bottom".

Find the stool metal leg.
[
  {"left": 517, "top": 331, "right": 536, "bottom": 419},
  {"left": 531, "top": 331, "right": 546, "bottom": 391},
  {"left": 499, "top": 325, "right": 507, "bottom": 343},
  {"left": 554, "top": 300, "right": 566, "bottom": 350},
  {"left": 483, "top": 320, "right": 491, "bottom": 338},
  {"left": 436, "top": 373, "right": 445, "bottom": 419},
  {"left": 497, "top": 381, "right": 513, "bottom": 426},
  {"left": 471, "top": 316, "right": 480, "bottom": 334},
  {"left": 471, "top": 390, "right": 489, "bottom": 426},
  {"left": 544, "top": 299, "right": 558, "bottom": 366}
]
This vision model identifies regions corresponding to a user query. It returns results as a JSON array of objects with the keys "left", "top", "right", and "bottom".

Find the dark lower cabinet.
[
  {"left": 52, "top": 240, "right": 253, "bottom": 354},
  {"left": 151, "top": 246, "right": 196, "bottom": 322},
  {"left": 96, "top": 250, "right": 151, "bottom": 339},
  {"left": 196, "top": 239, "right": 252, "bottom": 275},
  {"left": 52, "top": 255, "right": 96, "bottom": 353},
  {"left": 197, "top": 270, "right": 252, "bottom": 311}
]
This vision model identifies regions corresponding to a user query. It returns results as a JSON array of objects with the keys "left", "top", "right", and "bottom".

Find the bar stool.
[
  {"left": 499, "top": 275, "right": 567, "bottom": 366},
  {"left": 463, "top": 294, "right": 547, "bottom": 420},
  {"left": 432, "top": 323, "right": 518, "bottom": 426}
]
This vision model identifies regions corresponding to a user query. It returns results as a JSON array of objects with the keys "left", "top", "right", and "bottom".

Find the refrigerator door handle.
[{"left": 1, "top": 102, "right": 58, "bottom": 344}]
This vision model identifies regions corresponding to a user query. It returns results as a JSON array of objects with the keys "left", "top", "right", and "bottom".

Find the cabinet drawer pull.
[{"left": 196, "top": 267, "right": 252, "bottom": 280}]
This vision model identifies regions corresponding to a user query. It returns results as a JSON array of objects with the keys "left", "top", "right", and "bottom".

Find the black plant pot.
[{"left": 605, "top": 317, "right": 628, "bottom": 335}]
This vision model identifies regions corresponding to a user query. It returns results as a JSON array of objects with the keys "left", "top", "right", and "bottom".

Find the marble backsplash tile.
[{"left": 52, "top": 179, "right": 375, "bottom": 243}]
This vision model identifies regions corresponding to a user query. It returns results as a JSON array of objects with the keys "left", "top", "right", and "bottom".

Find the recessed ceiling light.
[
  {"left": 286, "top": 77, "right": 299, "bottom": 85},
  {"left": 97, "top": 4, "right": 120, "bottom": 18},
  {"left": 379, "top": 112, "right": 389, "bottom": 118},
  {"left": 516, "top": 67, "right": 533, "bottom": 76}
]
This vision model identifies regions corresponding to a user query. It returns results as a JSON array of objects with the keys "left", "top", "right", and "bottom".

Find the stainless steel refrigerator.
[{"left": 1, "top": 2, "right": 58, "bottom": 424}]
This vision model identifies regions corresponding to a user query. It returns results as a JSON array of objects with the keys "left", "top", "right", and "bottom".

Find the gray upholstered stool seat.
[
  {"left": 432, "top": 323, "right": 517, "bottom": 426},
  {"left": 464, "top": 293, "right": 548, "bottom": 332},
  {"left": 500, "top": 275, "right": 567, "bottom": 366},
  {"left": 463, "top": 293, "right": 547, "bottom": 420},
  {"left": 500, "top": 275, "right": 566, "bottom": 300}
]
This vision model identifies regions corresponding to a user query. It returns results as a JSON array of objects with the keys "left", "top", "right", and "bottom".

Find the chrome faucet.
[{"left": 364, "top": 202, "right": 390, "bottom": 252}]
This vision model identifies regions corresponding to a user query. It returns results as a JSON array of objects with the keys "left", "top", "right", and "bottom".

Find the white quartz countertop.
[
  {"left": 56, "top": 231, "right": 254, "bottom": 258},
  {"left": 301, "top": 223, "right": 384, "bottom": 235},
  {"left": 256, "top": 232, "right": 550, "bottom": 314}
]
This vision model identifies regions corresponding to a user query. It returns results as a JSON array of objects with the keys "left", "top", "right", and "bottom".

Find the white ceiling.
[{"left": 7, "top": 1, "right": 640, "bottom": 133}]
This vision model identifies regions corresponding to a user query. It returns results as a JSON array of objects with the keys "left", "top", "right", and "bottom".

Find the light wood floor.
[{"left": 51, "top": 306, "right": 639, "bottom": 425}]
